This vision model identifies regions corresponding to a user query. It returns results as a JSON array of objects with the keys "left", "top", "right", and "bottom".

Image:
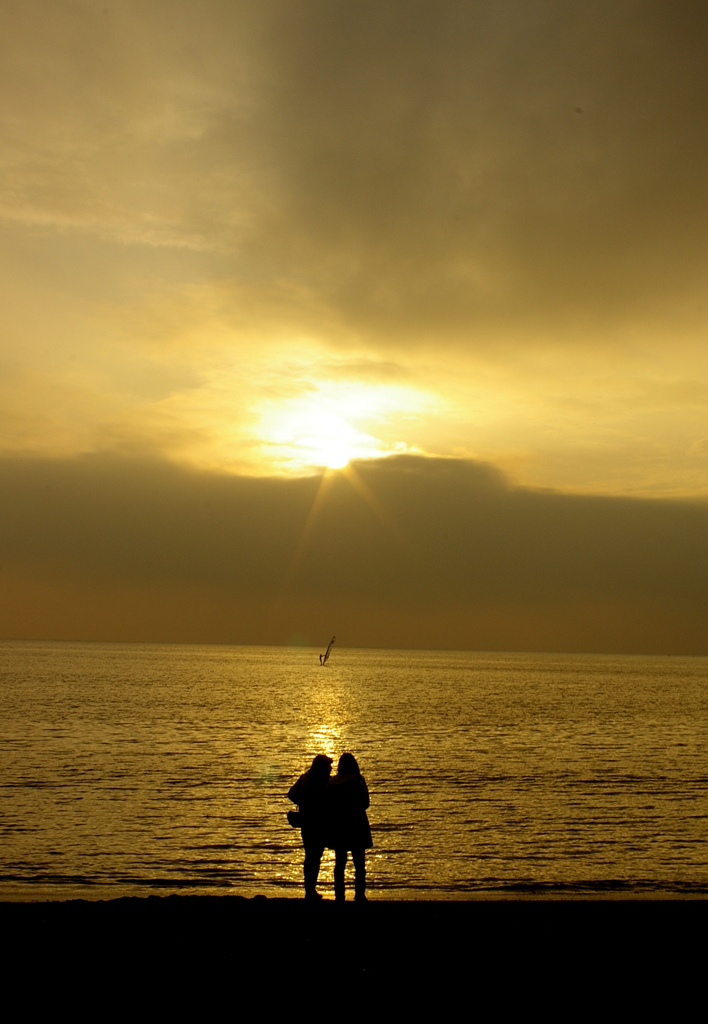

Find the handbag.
[{"left": 287, "top": 809, "right": 301, "bottom": 828}]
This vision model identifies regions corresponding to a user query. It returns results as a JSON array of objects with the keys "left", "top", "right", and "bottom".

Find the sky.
[{"left": 2, "top": 1, "right": 708, "bottom": 651}]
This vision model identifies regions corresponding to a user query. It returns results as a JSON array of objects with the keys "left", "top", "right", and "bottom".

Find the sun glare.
[{"left": 257, "top": 379, "right": 429, "bottom": 472}]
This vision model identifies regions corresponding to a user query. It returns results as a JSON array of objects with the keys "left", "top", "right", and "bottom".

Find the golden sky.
[{"left": 2, "top": 1, "right": 708, "bottom": 650}]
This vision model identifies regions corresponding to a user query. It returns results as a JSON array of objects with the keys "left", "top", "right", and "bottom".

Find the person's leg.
[
  {"left": 303, "top": 835, "right": 325, "bottom": 899},
  {"left": 352, "top": 847, "right": 366, "bottom": 901},
  {"left": 334, "top": 848, "right": 348, "bottom": 901}
]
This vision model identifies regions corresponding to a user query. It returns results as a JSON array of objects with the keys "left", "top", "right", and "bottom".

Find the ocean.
[{"left": 1, "top": 640, "right": 707, "bottom": 901}]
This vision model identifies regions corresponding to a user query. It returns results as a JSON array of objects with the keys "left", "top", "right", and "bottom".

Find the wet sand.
[{"left": 1, "top": 896, "right": 704, "bottom": 1011}]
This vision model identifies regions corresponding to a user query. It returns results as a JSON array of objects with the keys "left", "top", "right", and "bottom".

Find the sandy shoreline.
[{"left": 1, "top": 895, "right": 704, "bottom": 1009}]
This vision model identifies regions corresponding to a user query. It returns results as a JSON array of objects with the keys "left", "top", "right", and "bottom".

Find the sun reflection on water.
[{"left": 306, "top": 721, "right": 342, "bottom": 761}]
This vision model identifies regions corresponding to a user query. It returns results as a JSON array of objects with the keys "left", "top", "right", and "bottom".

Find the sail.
[{"left": 322, "top": 636, "right": 336, "bottom": 665}]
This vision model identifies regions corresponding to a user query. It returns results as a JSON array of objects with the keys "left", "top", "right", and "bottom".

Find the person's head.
[
  {"left": 337, "top": 752, "right": 360, "bottom": 775},
  {"left": 310, "top": 753, "right": 333, "bottom": 777}
]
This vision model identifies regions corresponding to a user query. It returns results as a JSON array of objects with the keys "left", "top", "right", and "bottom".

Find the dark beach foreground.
[{"left": 1, "top": 896, "right": 705, "bottom": 1013}]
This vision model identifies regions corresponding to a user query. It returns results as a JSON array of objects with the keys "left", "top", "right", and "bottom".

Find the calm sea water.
[{"left": 1, "top": 640, "right": 707, "bottom": 901}]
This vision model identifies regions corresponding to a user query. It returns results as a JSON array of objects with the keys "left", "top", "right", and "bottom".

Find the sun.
[
  {"left": 257, "top": 380, "right": 421, "bottom": 472},
  {"left": 288, "top": 405, "right": 378, "bottom": 468},
  {"left": 272, "top": 406, "right": 380, "bottom": 469},
  {"left": 303, "top": 436, "right": 355, "bottom": 469}
]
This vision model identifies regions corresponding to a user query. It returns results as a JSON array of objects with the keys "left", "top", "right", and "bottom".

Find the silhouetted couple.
[{"left": 288, "top": 752, "right": 372, "bottom": 902}]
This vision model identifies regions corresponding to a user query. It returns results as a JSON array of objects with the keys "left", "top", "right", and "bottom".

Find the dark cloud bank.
[{"left": 1, "top": 454, "right": 707, "bottom": 654}]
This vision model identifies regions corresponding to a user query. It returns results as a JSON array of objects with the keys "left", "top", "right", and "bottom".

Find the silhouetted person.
[
  {"left": 329, "top": 752, "right": 372, "bottom": 902},
  {"left": 288, "top": 754, "right": 333, "bottom": 900}
]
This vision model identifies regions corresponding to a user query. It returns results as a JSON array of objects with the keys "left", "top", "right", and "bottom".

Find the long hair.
[{"left": 337, "top": 752, "right": 360, "bottom": 775}]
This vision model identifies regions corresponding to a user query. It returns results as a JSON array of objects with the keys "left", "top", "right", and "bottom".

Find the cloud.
[
  {"left": 1, "top": 452, "right": 707, "bottom": 653},
  {"left": 211, "top": 0, "right": 708, "bottom": 345},
  {"left": 316, "top": 358, "right": 413, "bottom": 383},
  {"left": 3, "top": 1, "right": 708, "bottom": 340},
  {"left": 2, "top": 2, "right": 708, "bottom": 495}
]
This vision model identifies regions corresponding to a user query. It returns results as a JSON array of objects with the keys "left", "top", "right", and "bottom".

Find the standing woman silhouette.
[
  {"left": 329, "top": 752, "right": 372, "bottom": 902},
  {"left": 288, "top": 754, "right": 333, "bottom": 900}
]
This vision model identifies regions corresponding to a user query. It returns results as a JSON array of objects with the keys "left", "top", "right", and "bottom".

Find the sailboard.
[{"left": 319, "top": 636, "right": 336, "bottom": 666}]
